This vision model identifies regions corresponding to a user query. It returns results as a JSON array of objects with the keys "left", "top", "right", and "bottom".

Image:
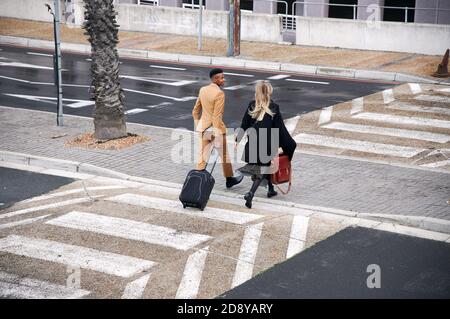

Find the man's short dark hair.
[{"left": 209, "top": 68, "right": 224, "bottom": 79}]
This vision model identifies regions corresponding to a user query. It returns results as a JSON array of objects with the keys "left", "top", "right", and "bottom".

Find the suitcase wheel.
[{"left": 182, "top": 204, "right": 186, "bottom": 209}]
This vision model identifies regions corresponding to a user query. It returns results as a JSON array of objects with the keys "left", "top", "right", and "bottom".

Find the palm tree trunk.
[{"left": 83, "top": 0, "right": 127, "bottom": 141}]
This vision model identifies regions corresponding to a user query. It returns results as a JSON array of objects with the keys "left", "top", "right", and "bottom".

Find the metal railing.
[
  {"left": 292, "top": 1, "right": 450, "bottom": 24},
  {"left": 254, "top": 0, "right": 297, "bottom": 31}
]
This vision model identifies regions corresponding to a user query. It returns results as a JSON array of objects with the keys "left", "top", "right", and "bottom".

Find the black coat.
[{"left": 236, "top": 101, "right": 297, "bottom": 166}]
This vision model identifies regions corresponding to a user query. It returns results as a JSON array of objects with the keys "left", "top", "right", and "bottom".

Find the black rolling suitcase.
[{"left": 179, "top": 149, "right": 218, "bottom": 211}]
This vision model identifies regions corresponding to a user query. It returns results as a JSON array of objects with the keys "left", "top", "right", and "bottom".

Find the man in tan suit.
[{"left": 192, "top": 68, "right": 243, "bottom": 188}]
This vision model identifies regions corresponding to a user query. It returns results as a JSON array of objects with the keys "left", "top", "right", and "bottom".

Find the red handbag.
[{"left": 270, "top": 154, "right": 292, "bottom": 194}]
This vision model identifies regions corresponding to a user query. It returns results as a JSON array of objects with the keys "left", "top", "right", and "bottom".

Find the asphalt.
[
  {"left": 219, "top": 226, "right": 450, "bottom": 299},
  {"left": 0, "top": 167, "right": 74, "bottom": 209},
  {"left": 0, "top": 44, "right": 395, "bottom": 130}
]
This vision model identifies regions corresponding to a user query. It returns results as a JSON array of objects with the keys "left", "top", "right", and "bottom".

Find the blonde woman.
[{"left": 235, "top": 80, "right": 297, "bottom": 208}]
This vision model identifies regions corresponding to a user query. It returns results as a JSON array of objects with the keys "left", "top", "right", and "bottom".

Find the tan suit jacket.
[{"left": 192, "top": 83, "right": 227, "bottom": 137}]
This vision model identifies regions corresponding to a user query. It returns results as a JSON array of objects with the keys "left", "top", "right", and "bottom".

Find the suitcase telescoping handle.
[{"left": 205, "top": 148, "right": 219, "bottom": 174}]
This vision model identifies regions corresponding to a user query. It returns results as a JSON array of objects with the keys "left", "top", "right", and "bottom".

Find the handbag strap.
[{"left": 273, "top": 163, "right": 292, "bottom": 195}]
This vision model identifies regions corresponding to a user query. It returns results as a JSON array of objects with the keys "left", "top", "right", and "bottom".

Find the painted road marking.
[
  {"left": 175, "top": 247, "right": 209, "bottom": 299},
  {"left": 224, "top": 84, "right": 247, "bottom": 91},
  {"left": 415, "top": 94, "right": 450, "bottom": 103},
  {"left": 286, "top": 216, "right": 309, "bottom": 259},
  {"left": 22, "top": 186, "right": 125, "bottom": 203},
  {"left": 150, "top": 65, "right": 186, "bottom": 71},
  {"left": 125, "top": 108, "right": 148, "bottom": 115},
  {"left": 121, "top": 273, "right": 152, "bottom": 299},
  {"left": 224, "top": 72, "right": 254, "bottom": 78},
  {"left": 0, "top": 235, "right": 156, "bottom": 278},
  {"left": 408, "top": 83, "right": 422, "bottom": 94},
  {"left": 351, "top": 97, "right": 364, "bottom": 115},
  {"left": 146, "top": 102, "right": 172, "bottom": 109},
  {"left": 0, "top": 214, "right": 52, "bottom": 230},
  {"left": 0, "top": 75, "right": 29, "bottom": 83},
  {"left": 0, "top": 271, "right": 90, "bottom": 299},
  {"left": 318, "top": 106, "right": 333, "bottom": 125},
  {"left": 122, "top": 88, "right": 197, "bottom": 102},
  {"left": 286, "top": 78, "right": 329, "bottom": 85},
  {"left": 0, "top": 197, "right": 102, "bottom": 220},
  {"left": 26, "top": 52, "right": 53, "bottom": 57},
  {"left": 0, "top": 61, "right": 57, "bottom": 71},
  {"left": 106, "top": 194, "right": 263, "bottom": 225},
  {"left": 66, "top": 101, "right": 95, "bottom": 108},
  {"left": 119, "top": 75, "right": 196, "bottom": 87},
  {"left": 387, "top": 101, "right": 450, "bottom": 116},
  {"left": 420, "top": 160, "right": 450, "bottom": 168},
  {"left": 285, "top": 115, "right": 300, "bottom": 135},
  {"left": 294, "top": 133, "right": 425, "bottom": 158},
  {"left": 3, "top": 94, "right": 94, "bottom": 108},
  {"left": 439, "top": 88, "right": 450, "bottom": 93},
  {"left": 267, "top": 74, "right": 290, "bottom": 80},
  {"left": 231, "top": 223, "right": 264, "bottom": 288},
  {"left": 383, "top": 89, "right": 395, "bottom": 104},
  {"left": 46, "top": 211, "right": 212, "bottom": 251},
  {"left": 353, "top": 112, "right": 450, "bottom": 129},
  {"left": 322, "top": 122, "right": 450, "bottom": 143}
]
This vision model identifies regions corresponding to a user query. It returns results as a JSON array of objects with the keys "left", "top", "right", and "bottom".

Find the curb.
[
  {"left": 1, "top": 35, "right": 448, "bottom": 85},
  {"left": 1, "top": 150, "right": 450, "bottom": 238}
]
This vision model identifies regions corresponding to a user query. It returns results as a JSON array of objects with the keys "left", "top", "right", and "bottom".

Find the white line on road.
[
  {"left": 286, "top": 78, "right": 330, "bottom": 85},
  {"left": 150, "top": 65, "right": 186, "bottom": 71},
  {"left": 122, "top": 88, "right": 197, "bottom": 102},
  {"left": 224, "top": 84, "right": 247, "bottom": 91},
  {"left": 125, "top": 108, "right": 148, "bottom": 115},
  {"left": 286, "top": 216, "right": 309, "bottom": 259},
  {"left": 267, "top": 74, "right": 290, "bottom": 80},
  {"left": 408, "top": 83, "right": 422, "bottom": 94},
  {"left": 106, "top": 194, "right": 263, "bottom": 225},
  {"left": 0, "top": 61, "right": 55, "bottom": 70},
  {"left": 0, "top": 235, "right": 156, "bottom": 278},
  {"left": 318, "top": 106, "right": 333, "bottom": 125},
  {"left": 415, "top": 94, "right": 450, "bottom": 103},
  {"left": 46, "top": 211, "right": 212, "bottom": 251},
  {"left": 120, "top": 75, "right": 196, "bottom": 87},
  {"left": 322, "top": 122, "right": 450, "bottom": 143},
  {"left": 284, "top": 115, "right": 300, "bottom": 135},
  {"left": 22, "top": 186, "right": 125, "bottom": 203},
  {"left": 66, "top": 101, "right": 95, "bottom": 108},
  {"left": 0, "top": 271, "right": 90, "bottom": 299},
  {"left": 439, "top": 88, "right": 450, "bottom": 93},
  {"left": 294, "top": 133, "right": 426, "bottom": 158},
  {"left": 224, "top": 72, "right": 254, "bottom": 78},
  {"left": 0, "top": 197, "right": 103, "bottom": 220},
  {"left": 383, "top": 89, "right": 395, "bottom": 104},
  {"left": 387, "top": 101, "right": 450, "bottom": 116},
  {"left": 0, "top": 214, "right": 52, "bottom": 230},
  {"left": 351, "top": 97, "right": 364, "bottom": 115},
  {"left": 420, "top": 160, "right": 450, "bottom": 168},
  {"left": 121, "top": 273, "right": 152, "bottom": 299},
  {"left": 175, "top": 247, "right": 209, "bottom": 299},
  {"left": 146, "top": 102, "right": 172, "bottom": 109},
  {"left": 353, "top": 112, "right": 450, "bottom": 129},
  {"left": 231, "top": 223, "right": 264, "bottom": 288},
  {"left": 27, "top": 52, "right": 53, "bottom": 57},
  {"left": 0, "top": 75, "right": 30, "bottom": 83}
]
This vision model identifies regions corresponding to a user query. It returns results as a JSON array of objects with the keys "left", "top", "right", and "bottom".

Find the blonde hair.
[{"left": 249, "top": 80, "right": 275, "bottom": 121}]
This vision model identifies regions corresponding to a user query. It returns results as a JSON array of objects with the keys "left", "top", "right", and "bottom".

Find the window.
[
  {"left": 383, "top": 0, "right": 416, "bottom": 22},
  {"left": 328, "top": 0, "right": 358, "bottom": 19}
]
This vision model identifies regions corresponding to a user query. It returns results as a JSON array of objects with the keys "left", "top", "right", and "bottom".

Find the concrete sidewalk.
[
  {"left": 0, "top": 17, "right": 447, "bottom": 82},
  {"left": 1, "top": 106, "right": 449, "bottom": 234}
]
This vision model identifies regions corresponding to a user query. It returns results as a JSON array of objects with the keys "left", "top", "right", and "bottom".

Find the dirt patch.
[{"left": 65, "top": 132, "right": 150, "bottom": 150}]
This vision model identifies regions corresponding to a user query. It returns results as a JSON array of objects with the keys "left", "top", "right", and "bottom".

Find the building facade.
[{"left": 117, "top": 0, "right": 449, "bottom": 24}]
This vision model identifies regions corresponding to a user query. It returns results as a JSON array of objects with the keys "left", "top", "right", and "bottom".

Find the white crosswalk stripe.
[
  {"left": 231, "top": 223, "right": 264, "bottom": 288},
  {"left": 176, "top": 247, "right": 209, "bottom": 299},
  {"left": 122, "top": 273, "right": 152, "bottom": 299},
  {"left": 46, "top": 211, "right": 212, "bottom": 251},
  {"left": 387, "top": 101, "right": 450, "bottom": 116},
  {"left": 318, "top": 106, "right": 333, "bottom": 125},
  {"left": 415, "top": 94, "right": 450, "bottom": 103},
  {"left": 353, "top": 112, "right": 450, "bottom": 129},
  {"left": 106, "top": 193, "right": 263, "bottom": 225},
  {"left": 351, "top": 97, "right": 364, "bottom": 115},
  {"left": 295, "top": 133, "right": 425, "bottom": 158},
  {"left": 322, "top": 122, "right": 450, "bottom": 143},
  {"left": 22, "top": 186, "right": 125, "bottom": 203},
  {"left": 383, "top": 89, "right": 395, "bottom": 104},
  {"left": 409, "top": 83, "right": 422, "bottom": 94},
  {"left": 0, "top": 271, "right": 91, "bottom": 299},
  {"left": 0, "top": 214, "right": 52, "bottom": 230},
  {"left": 0, "top": 235, "right": 156, "bottom": 278},
  {"left": 420, "top": 160, "right": 450, "bottom": 168},
  {"left": 286, "top": 216, "right": 309, "bottom": 259}
]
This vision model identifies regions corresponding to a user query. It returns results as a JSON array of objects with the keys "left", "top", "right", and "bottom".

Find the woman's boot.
[
  {"left": 244, "top": 177, "right": 262, "bottom": 209},
  {"left": 267, "top": 181, "right": 278, "bottom": 198}
]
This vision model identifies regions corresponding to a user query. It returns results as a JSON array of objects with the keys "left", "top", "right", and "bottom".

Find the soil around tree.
[{"left": 65, "top": 132, "right": 150, "bottom": 151}]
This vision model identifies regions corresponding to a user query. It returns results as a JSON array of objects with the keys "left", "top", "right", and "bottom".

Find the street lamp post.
[
  {"left": 227, "top": 0, "right": 241, "bottom": 57},
  {"left": 46, "top": 1, "right": 64, "bottom": 126},
  {"left": 198, "top": 0, "right": 203, "bottom": 51}
]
